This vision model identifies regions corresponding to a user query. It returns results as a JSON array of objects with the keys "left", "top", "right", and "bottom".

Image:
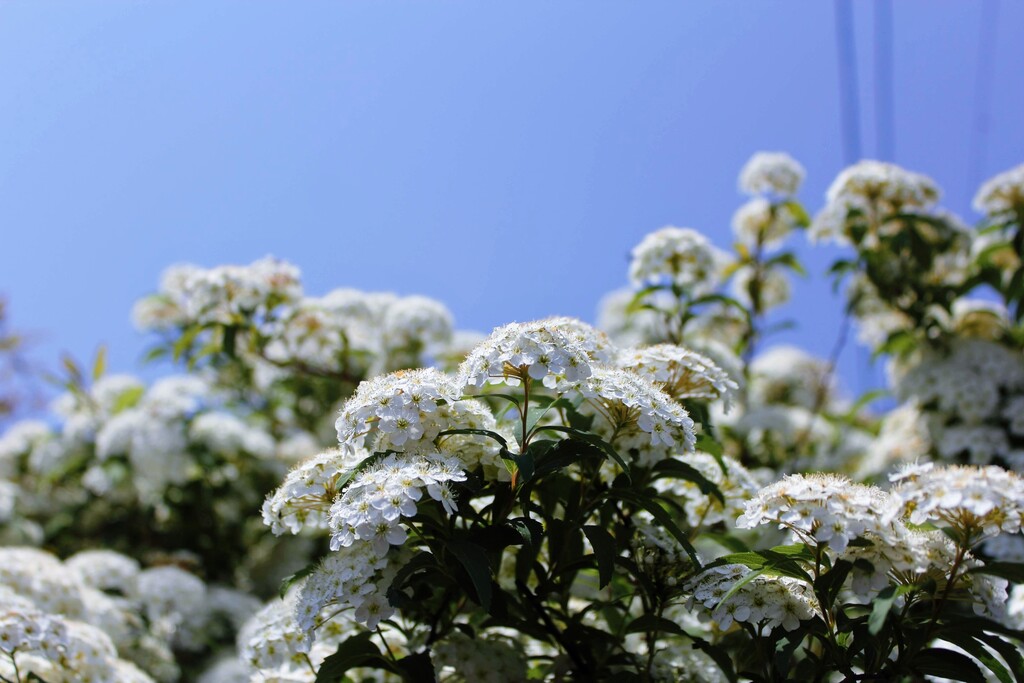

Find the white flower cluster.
[
  {"left": 263, "top": 289, "right": 454, "bottom": 374},
  {"left": 136, "top": 257, "right": 303, "bottom": 328},
  {"left": 748, "top": 345, "right": 835, "bottom": 411},
  {"left": 328, "top": 452, "right": 467, "bottom": 554},
  {"left": 333, "top": 366, "right": 493, "bottom": 456},
  {"left": 891, "top": 339, "right": 1024, "bottom": 465},
  {"left": 262, "top": 448, "right": 366, "bottom": 535},
  {"left": 840, "top": 527, "right": 1008, "bottom": 616},
  {"left": 431, "top": 630, "right": 528, "bottom": 683},
  {"left": 458, "top": 317, "right": 608, "bottom": 391},
  {"left": 618, "top": 344, "right": 738, "bottom": 410},
  {"left": 812, "top": 161, "right": 940, "bottom": 244},
  {"left": 234, "top": 591, "right": 406, "bottom": 683},
  {"left": 685, "top": 563, "right": 817, "bottom": 634},
  {"left": 732, "top": 198, "right": 798, "bottom": 251},
  {"left": 737, "top": 473, "right": 895, "bottom": 552},
  {"left": 628, "top": 227, "right": 727, "bottom": 296},
  {"left": 826, "top": 160, "right": 940, "bottom": 215},
  {"left": 738, "top": 152, "right": 805, "bottom": 198},
  {"left": 888, "top": 462, "right": 1024, "bottom": 541},
  {"left": 189, "top": 411, "right": 276, "bottom": 460},
  {"left": 973, "top": 162, "right": 1024, "bottom": 216},
  {"left": 580, "top": 366, "right": 697, "bottom": 457},
  {"left": 0, "top": 546, "right": 258, "bottom": 683},
  {"left": 284, "top": 451, "right": 467, "bottom": 635}
]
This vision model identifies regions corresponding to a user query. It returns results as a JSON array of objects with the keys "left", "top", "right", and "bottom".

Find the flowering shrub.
[{"left": 1, "top": 154, "right": 1023, "bottom": 682}]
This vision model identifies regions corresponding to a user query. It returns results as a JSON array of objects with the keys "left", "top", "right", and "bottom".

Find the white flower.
[
  {"left": 738, "top": 152, "right": 805, "bottom": 197},
  {"left": 628, "top": 227, "right": 727, "bottom": 296},
  {"left": 973, "top": 162, "right": 1024, "bottom": 216},
  {"left": 738, "top": 473, "right": 898, "bottom": 553},
  {"left": 617, "top": 343, "right": 737, "bottom": 410},
  {"left": 458, "top": 318, "right": 609, "bottom": 391},
  {"left": 887, "top": 464, "right": 1024, "bottom": 541}
]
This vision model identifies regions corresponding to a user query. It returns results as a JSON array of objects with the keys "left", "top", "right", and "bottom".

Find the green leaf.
[
  {"left": 714, "top": 548, "right": 813, "bottom": 583},
  {"left": 623, "top": 614, "right": 685, "bottom": 636},
  {"left": 279, "top": 561, "right": 318, "bottom": 599},
  {"left": 968, "top": 561, "right": 1024, "bottom": 584},
  {"left": 937, "top": 634, "right": 1013, "bottom": 683},
  {"left": 868, "top": 583, "right": 917, "bottom": 635},
  {"left": 973, "top": 632, "right": 1024, "bottom": 681},
  {"left": 91, "top": 345, "right": 107, "bottom": 381},
  {"left": 910, "top": 648, "right": 986, "bottom": 683},
  {"left": 694, "top": 432, "right": 724, "bottom": 459},
  {"left": 395, "top": 651, "right": 437, "bottom": 682},
  {"left": 538, "top": 425, "right": 631, "bottom": 481},
  {"left": 651, "top": 458, "right": 724, "bottom": 505},
  {"left": 766, "top": 251, "right": 807, "bottom": 277},
  {"left": 613, "top": 490, "right": 697, "bottom": 564},
  {"left": 782, "top": 200, "right": 811, "bottom": 227},
  {"left": 699, "top": 531, "right": 750, "bottom": 553},
  {"left": 111, "top": 385, "right": 145, "bottom": 414},
  {"left": 582, "top": 525, "right": 617, "bottom": 588},
  {"left": 172, "top": 324, "right": 203, "bottom": 361},
  {"left": 814, "top": 559, "right": 853, "bottom": 607},
  {"left": 447, "top": 539, "right": 492, "bottom": 611},
  {"left": 509, "top": 517, "right": 544, "bottom": 551},
  {"left": 438, "top": 428, "right": 510, "bottom": 451},
  {"left": 315, "top": 632, "right": 397, "bottom": 682}
]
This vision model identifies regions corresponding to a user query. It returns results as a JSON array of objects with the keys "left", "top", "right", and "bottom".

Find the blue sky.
[{"left": 1, "top": 2, "right": 1022, "bottom": 399}]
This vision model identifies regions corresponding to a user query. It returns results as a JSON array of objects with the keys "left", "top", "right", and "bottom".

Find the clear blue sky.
[{"left": 1, "top": 2, "right": 1022, "bottom": 397}]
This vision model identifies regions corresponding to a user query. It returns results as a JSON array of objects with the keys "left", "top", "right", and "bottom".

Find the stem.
[{"left": 377, "top": 626, "right": 398, "bottom": 661}]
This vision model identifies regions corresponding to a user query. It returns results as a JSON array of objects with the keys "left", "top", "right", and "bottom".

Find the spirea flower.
[
  {"left": 458, "top": 318, "right": 605, "bottom": 391},
  {"left": 892, "top": 339, "right": 1024, "bottom": 425},
  {"left": 887, "top": 463, "right": 1024, "bottom": 541},
  {"left": 731, "top": 198, "right": 796, "bottom": 251},
  {"left": 381, "top": 295, "right": 454, "bottom": 353},
  {"left": 738, "top": 152, "right": 805, "bottom": 197},
  {"left": 179, "top": 257, "right": 302, "bottom": 326},
  {"left": 826, "top": 160, "right": 940, "bottom": 214},
  {"left": 579, "top": 367, "right": 696, "bottom": 454},
  {"left": 684, "top": 564, "right": 817, "bottom": 634},
  {"left": 334, "top": 368, "right": 462, "bottom": 453},
  {"left": 973, "top": 162, "right": 1024, "bottom": 216},
  {"left": 327, "top": 452, "right": 467, "bottom": 556},
  {"left": 737, "top": 473, "right": 897, "bottom": 552},
  {"left": 262, "top": 448, "right": 368, "bottom": 535},
  {"left": 431, "top": 630, "right": 528, "bottom": 683},
  {"left": 628, "top": 227, "right": 727, "bottom": 296},
  {"left": 617, "top": 344, "right": 738, "bottom": 410},
  {"left": 748, "top": 345, "right": 835, "bottom": 411}
]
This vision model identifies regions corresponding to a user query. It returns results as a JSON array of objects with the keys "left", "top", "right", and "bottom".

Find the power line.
[
  {"left": 834, "top": 0, "right": 862, "bottom": 165},
  {"left": 969, "top": 0, "right": 999, "bottom": 193},
  {"left": 874, "top": 0, "right": 894, "bottom": 161}
]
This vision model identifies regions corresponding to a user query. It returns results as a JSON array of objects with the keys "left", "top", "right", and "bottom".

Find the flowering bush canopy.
[{"left": 1, "top": 154, "right": 1024, "bottom": 682}]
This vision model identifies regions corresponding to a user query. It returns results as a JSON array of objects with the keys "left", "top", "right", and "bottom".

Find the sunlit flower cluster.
[
  {"left": 887, "top": 462, "right": 1024, "bottom": 541},
  {"left": 738, "top": 152, "right": 805, "bottom": 198},
  {"left": 628, "top": 226, "right": 727, "bottom": 296},
  {"left": 431, "top": 630, "right": 528, "bottom": 683},
  {"left": 973, "top": 161, "right": 1024, "bottom": 216},
  {"left": 458, "top": 318, "right": 604, "bottom": 390},
  {"left": 685, "top": 563, "right": 818, "bottom": 634},
  {"left": 737, "top": 473, "right": 895, "bottom": 552},
  {"left": 618, "top": 343, "right": 738, "bottom": 409}
]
